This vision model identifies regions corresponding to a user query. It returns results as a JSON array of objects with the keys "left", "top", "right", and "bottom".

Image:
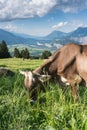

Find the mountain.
[
  {"left": 0, "top": 28, "right": 40, "bottom": 45},
  {"left": 68, "top": 27, "right": 87, "bottom": 37},
  {"left": 13, "top": 32, "right": 41, "bottom": 39},
  {"left": 44, "top": 27, "right": 87, "bottom": 40},
  {"left": 44, "top": 30, "right": 67, "bottom": 40},
  {"left": 0, "top": 27, "right": 87, "bottom": 45}
]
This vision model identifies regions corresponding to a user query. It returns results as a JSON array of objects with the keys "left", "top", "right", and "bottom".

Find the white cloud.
[
  {"left": 70, "top": 20, "right": 85, "bottom": 30},
  {"left": 0, "top": 23, "right": 18, "bottom": 32},
  {"left": 0, "top": 0, "right": 87, "bottom": 21},
  {"left": 37, "top": 42, "right": 43, "bottom": 46},
  {"left": 45, "top": 43, "right": 52, "bottom": 48},
  {"left": 0, "top": 0, "right": 87, "bottom": 22},
  {"left": 56, "top": 0, "right": 87, "bottom": 13},
  {"left": 52, "top": 22, "right": 68, "bottom": 29},
  {"left": 0, "top": 0, "right": 56, "bottom": 21}
]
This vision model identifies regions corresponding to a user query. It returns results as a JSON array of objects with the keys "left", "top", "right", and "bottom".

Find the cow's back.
[
  {"left": 57, "top": 43, "right": 81, "bottom": 73},
  {"left": 45, "top": 43, "right": 81, "bottom": 75}
]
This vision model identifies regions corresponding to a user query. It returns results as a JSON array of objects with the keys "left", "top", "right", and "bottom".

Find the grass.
[
  {"left": 0, "top": 58, "right": 43, "bottom": 71},
  {"left": 0, "top": 58, "right": 87, "bottom": 130}
]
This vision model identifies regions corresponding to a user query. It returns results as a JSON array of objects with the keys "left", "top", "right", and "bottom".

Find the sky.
[{"left": 0, "top": 0, "right": 87, "bottom": 36}]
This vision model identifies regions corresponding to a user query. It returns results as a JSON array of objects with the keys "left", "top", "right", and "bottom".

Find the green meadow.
[{"left": 0, "top": 58, "right": 87, "bottom": 130}]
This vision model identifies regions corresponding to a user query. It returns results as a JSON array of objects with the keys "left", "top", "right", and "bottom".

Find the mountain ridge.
[{"left": 0, "top": 27, "right": 87, "bottom": 45}]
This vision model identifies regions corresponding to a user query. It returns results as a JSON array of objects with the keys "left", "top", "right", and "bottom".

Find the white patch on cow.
[
  {"left": 65, "top": 82, "right": 70, "bottom": 86},
  {"left": 39, "top": 74, "right": 51, "bottom": 83},
  {"left": 61, "top": 76, "right": 67, "bottom": 82},
  {"left": 61, "top": 76, "right": 70, "bottom": 86},
  {"left": 20, "top": 70, "right": 34, "bottom": 88},
  {"left": 25, "top": 71, "right": 33, "bottom": 80},
  {"left": 25, "top": 71, "right": 34, "bottom": 87}
]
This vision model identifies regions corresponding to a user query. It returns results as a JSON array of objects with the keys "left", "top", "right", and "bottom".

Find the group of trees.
[
  {"left": 14, "top": 48, "right": 30, "bottom": 59},
  {"left": 14, "top": 48, "right": 52, "bottom": 59},
  {"left": 0, "top": 40, "right": 52, "bottom": 59}
]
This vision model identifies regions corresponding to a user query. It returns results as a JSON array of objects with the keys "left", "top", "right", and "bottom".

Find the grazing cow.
[
  {"left": 19, "top": 70, "right": 51, "bottom": 101},
  {"left": 20, "top": 43, "right": 87, "bottom": 102}
]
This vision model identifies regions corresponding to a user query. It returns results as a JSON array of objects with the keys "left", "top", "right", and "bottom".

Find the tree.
[
  {"left": 21, "top": 48, "right": 30, "bottom": 59},
  {"left": 40, "top": 50, "right": 52, "bottom": 59},
  {"left": 14, "top": 48, "right": 21, "bottom": 58},
  {"left": 24, "top": 48, "right": 30, "bottom": 59},
  {"left": 0, "top": 40, "right": 10, "bottom": 58}
]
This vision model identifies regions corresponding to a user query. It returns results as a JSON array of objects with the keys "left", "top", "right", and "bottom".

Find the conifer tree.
[
  {"left": 0, "top": 40, "right": 10, "bottom": 58},
  {"left": 21, "top": 48, "right": 30, "bottom": 59},
  {"left": 14, "top": 48, "right": 21, "bottom": 58},
  {"left": 40, "top": 50, "right": 52, "bottom": 59}
]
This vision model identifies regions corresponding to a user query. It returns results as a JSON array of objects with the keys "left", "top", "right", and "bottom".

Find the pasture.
[{"left": 0, "top": 58, "right": 87, "bottom": 130}]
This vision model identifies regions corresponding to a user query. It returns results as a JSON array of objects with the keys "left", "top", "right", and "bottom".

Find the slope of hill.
[{"left": 0, "top": 29, "right": 26, "bottom": 44}]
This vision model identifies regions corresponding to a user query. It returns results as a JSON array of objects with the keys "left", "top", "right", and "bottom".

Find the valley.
[{"left": 1, "top": 27, "right": 87, "bottom": 55}]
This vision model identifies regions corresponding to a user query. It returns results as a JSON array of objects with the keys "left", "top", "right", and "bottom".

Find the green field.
[{"left": 0, "top": 58, "right": 87, "bottom": 130}]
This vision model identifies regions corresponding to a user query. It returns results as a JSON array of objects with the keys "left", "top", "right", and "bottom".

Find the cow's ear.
[
  {"left": 19, "top": 70, "right": 25, "bottom": 75},
  {"left": 39, "top": 75, "right": 51, "bottom": 82}
]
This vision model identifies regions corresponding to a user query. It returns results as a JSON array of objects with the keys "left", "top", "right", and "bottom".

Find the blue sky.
[{"left": 0, "top": 0, "right": 87, "bottom": 36}]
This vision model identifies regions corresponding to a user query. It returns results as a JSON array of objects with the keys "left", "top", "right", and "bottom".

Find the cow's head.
[{"left": 19, "top": 70, "right": 51, "bottom": 89}]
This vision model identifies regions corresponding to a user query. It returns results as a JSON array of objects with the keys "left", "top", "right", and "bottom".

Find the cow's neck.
[{"left": 33, "top": 66, "right": 42, "bottom": 75}]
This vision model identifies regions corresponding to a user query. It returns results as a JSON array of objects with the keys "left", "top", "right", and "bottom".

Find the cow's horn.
[{"left": 19, "top": 70, "right": 25, "bottom": 75}]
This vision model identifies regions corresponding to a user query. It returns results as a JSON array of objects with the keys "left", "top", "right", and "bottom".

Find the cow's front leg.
[{"left": 71, "top": 85, "right": 78, "bottom": 102}]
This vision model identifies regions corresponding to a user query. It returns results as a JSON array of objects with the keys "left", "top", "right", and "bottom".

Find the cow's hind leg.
[{"left": 69, "top": 75, "right": 82, "bottom": 102}]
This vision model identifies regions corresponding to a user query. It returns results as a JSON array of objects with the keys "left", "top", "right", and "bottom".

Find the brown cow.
[{"left": 20, "top": 43, "right": 87, "bottom": 102}]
